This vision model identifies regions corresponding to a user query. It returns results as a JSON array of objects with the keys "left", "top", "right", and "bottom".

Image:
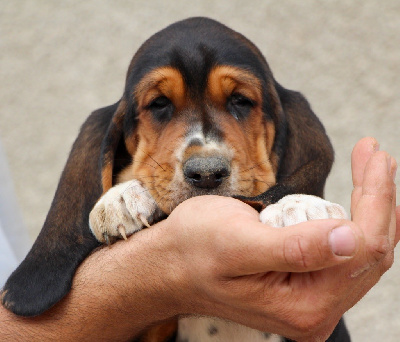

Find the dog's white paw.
[
  {"left": 89, "top": 180, "right": 159, "bottom": 244},
  {"left": 260, "top": 194, "right": 347, "bottom": 227}
]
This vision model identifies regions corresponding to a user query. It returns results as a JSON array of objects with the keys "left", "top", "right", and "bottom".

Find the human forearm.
[{"left": 0, "top": 225, "right": 181, "bottom": 342}]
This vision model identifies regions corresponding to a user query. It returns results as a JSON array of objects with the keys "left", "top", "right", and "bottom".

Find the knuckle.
[
  {"left": 283, "top": 235, "right": 310, "bottom": 270},
  {"left": 383, "top": 191, "right": 394, "bottom": 203},
  {"left": 289, "top": 311, "right": 327, "bottom": 337},
  {"left": 381, "top": 250, "right": 395, "bottom": 271},
  {"left": 367, "top": 236, "right": 391, "bottom": 265}
]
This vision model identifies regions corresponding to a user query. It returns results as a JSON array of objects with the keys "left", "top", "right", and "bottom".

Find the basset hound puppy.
[{"left": 1, "top": 17, "right": 350, "bottom": 341}]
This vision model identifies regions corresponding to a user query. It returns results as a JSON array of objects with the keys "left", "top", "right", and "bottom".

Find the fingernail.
[{"left": 329, "top": 226, "right": 357, "bottom": 257}]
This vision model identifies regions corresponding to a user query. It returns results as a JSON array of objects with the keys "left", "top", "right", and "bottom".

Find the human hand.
[
  {"left": 161, "top": 137, "right": 398, "bottom": 341},
  {"left": 10, "top": 138, "right": 394, "bottom": 342}
]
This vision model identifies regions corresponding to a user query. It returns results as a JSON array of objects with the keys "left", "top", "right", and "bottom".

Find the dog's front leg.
[{"left": 89, "top": 180, "right": 163, "bottom": 244}]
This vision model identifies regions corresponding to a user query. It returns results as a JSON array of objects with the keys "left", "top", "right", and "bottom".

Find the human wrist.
[
  {"left": 148, "top": 214, "right": 222, "bottom": 318},
  {"left": 97, "top": 223, "right": 185, "bottom": 321},
  {"left": 142, "top": 218, "right": 195, "bottom": 317}
]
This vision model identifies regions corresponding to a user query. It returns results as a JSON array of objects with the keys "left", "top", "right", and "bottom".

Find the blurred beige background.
[{"left": 0, "top": 1, "right": 399, "bottom": 340}]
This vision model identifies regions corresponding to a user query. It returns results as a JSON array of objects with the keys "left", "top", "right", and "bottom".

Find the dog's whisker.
[
  {"left": 135, "top": 147, "right": 166, "bottom": 172},
  {"left": 128, "top": 159, "right": 158, "bottom": 169},
  {"left": 238, "top": 160, "right": 271, "bottom": 173},
  {"left": 239, "top": 178, "right": 275, "bottom": 185}
]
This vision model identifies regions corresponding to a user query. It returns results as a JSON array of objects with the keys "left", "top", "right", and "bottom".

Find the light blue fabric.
[
  {"left": 0, "top": 141, "right": 31, "bottom": 287},
  {"left": 0, "top": 221, "right": 18, "bottom": 287}
]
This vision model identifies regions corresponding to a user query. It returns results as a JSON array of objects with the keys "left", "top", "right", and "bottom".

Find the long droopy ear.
[
  {"left": 274, "top": 84, "right": 334, "bottom": 197},
  {"left": 247, "top": 82, "right": 334, "bottom": 207},
  {"left": 1, "top": 101, "right": 127, "bottom": 317},
  {"left": 100, "top": 99, "right": 132, "bottom": 193}
]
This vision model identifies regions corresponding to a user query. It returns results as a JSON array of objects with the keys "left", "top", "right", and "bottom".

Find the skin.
[{"left": 0, "top": 137, "right": 398, "bottom": 342}]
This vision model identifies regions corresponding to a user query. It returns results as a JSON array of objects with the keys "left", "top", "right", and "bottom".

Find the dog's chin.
[{"left": 153, "top": 182, "right": 238, "bottom": 214}]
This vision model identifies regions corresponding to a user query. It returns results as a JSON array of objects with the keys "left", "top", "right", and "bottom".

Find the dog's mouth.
[{"left": 147, "top": 153, "right": 270, "bottom": 215}]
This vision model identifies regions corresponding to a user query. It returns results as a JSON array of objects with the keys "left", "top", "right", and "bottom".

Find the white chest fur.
[{"left": 177, "top": 317, "right": 283, "bottom": 342}]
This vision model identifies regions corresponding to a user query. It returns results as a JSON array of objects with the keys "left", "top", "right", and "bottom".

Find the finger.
[
  {"left": 350, "top": 137, "right": 379, "bottom": 217},
  {"left": 351, "top": 151, "right": 395, "bottom": 269},
  {"left": 351, "top": 137, "right": 379, "bottom": 187},
  {"left": 393, "top": 162, "right": 399, "bottom": 246},
  {"left": 225, "top": 219, "right": 358, "bottom": 276},
  {"left": 396, "top": 205, "right": 400, "bottom": 246},
  {"left": 389, "top": 160, "right": 397, "bottom": 247},
  {"left": 353, "top": 152, "right": 394, "bottom": 235}
]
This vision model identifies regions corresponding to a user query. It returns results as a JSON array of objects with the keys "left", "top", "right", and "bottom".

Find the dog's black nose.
[{"left": 183, "top": 156, "right": 231, "bottom": 189}]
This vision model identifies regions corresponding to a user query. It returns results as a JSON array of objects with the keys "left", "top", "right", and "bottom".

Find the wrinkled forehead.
[{"left": 125, "top": 18, "right": 271, "bottom": 93}]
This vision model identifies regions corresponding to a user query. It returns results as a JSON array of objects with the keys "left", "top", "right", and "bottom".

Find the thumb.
[{"left": 227, "top": 219, "right": 359, "bottom": 276}]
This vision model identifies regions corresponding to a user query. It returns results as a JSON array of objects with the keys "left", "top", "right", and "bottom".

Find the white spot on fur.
[{"left": 178, "top": 316, "right": 283, "bottom": 342}]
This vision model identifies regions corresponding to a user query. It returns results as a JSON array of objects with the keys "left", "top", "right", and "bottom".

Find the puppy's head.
[{"left": 102, "top": 17, "right": 283, "bottom": 213}]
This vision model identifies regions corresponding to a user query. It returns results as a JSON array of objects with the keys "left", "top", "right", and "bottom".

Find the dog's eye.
[
  {"left": 231, "top": 94, "right": 254, "bottom": 107},
  {"left": 227, "top": 93, "right": 255, "bottom": 120},
  {"left": 147, "top": 96, "right": 173, "bottom": 122},
  {"left": 148, "top": 96, "right": 170, "bottom": 109}
]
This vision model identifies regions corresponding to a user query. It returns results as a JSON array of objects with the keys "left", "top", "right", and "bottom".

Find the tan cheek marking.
[
  {"left": 244, "top": 111, "right": 276, "bottom": 194},
  {"left": 264, "top": 121, "right": 275, "bottom": 154},
  {"left": 148, "top": 121, "right": 188, "bottom": 212},
  {"left": 217, "top": 108, "right": 276, "bottom": 197},
  {"left": 101, "top": 100, "right": 126, "bottom": 193},
  {"left": 119, "top": 114, "right": 188, "bottom": 213},
  {"left": 265, "top": 121, "right": 278, "bottom": 174},
  {"left": 124, "top": 132, "right": 138, "bottom": 161},
  {"left": 101, "top": 164, "right": 114, "bottom": 193},
  {"left": 115, "top": 107, "right": 166, "bottom": 183}
]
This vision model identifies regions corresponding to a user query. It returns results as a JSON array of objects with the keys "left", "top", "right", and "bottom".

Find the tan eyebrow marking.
[
  {"left": 207, "top": 65, "right": 262, "bottom": 107},
  {"left": 135, "top": 66, "right": 186, "bottom": 110}
]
